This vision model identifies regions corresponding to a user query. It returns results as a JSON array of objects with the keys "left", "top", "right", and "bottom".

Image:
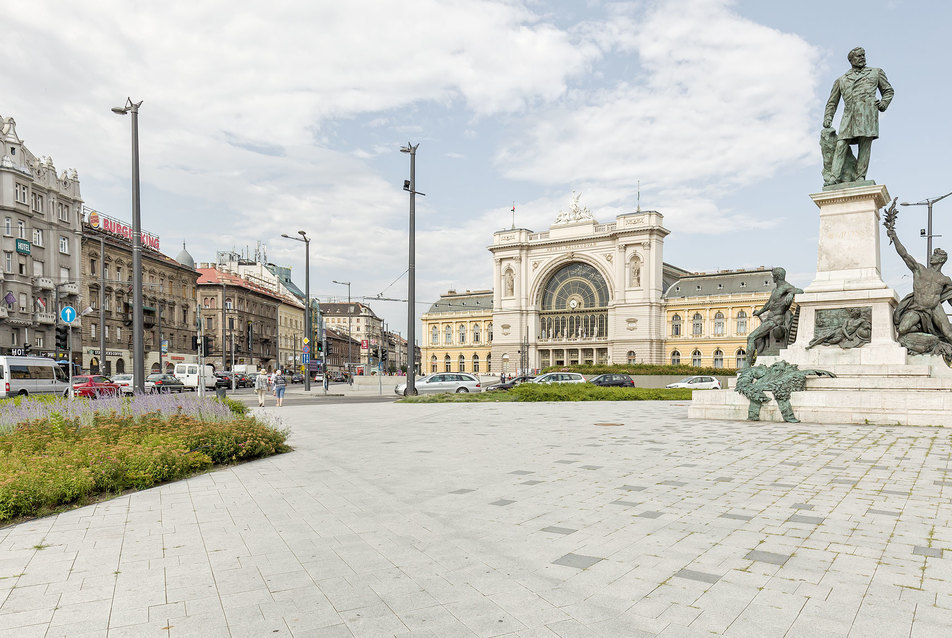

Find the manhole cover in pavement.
[{"left": 594, "top": 422, "right": 623, "bottom": 426}]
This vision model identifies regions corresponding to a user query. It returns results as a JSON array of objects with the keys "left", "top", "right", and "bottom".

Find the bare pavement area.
[{"left": 2, "top": 401, "right": 952, "bottom": 637}]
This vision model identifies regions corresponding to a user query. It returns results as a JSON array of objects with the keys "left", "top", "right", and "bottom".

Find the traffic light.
[
  {"left": 381, "top": 349, "right": 388, "bottom": 362},
  {"left": 55, "top": 325, "right": 69, "bottom": 350},
  {"left": 325, "top": 342, "right": 331, "bottom": 355},
  {"left": 316, "top": 341, "right": 323, "bottom": 353},
  {"left": 202, "top": 336, "right": 212, "bottom": 355},
  {"left": 191, "top": 336, "right": 199, "bottom": 351}
]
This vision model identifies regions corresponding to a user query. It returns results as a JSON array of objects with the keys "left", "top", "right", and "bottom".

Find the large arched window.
[
  {"left": 431, "top": 326, "right": 438, "bottom": 345},
  {"left": 692, "top": 350, "right": 702, "bottom": 367},
  {"left": 627, "top": 350, "right": 636, "bottom": 365},
  {"left": 458, "top": 354, "right": 465, "bottom": 372},
  {"left": 671, "top": 314, "right": 682, "bottom": 336},
  {"left": 486, "top": 353, "right": 492, "bottom": 372},
  {"left": 458, "top": 324, "right": 466, "bottom": 345},
  {"left": 444, "top": 325, "right": 452, "bottom": 344},
  {"left": 430, "top": 355, "right": 437, "bottom": 373},
  {"left": 713, "top": 349, "right": 724, "bottom": 368},
  {"left": 116, "top": 358, "right": 125, "bottom": 374},
  {"left": 473, "top": 354, "right": 480, "bottom": 373},
  {"left": 736, "top": 311, "right": 748, "bottom": 335},
  {"left": 473, "top": 324, "right": 481, "bottom": 344},
  {"left": 692, "top": 313, "right": 703, "bottom": 336},
  {"left": 444, "top": 354, "right": 451, "bottom": 372},
  {"left": 736, "top": 349, "right": 746, "bottom": 368},
  {"left": 538, "top": 262, "right": 610, "bottom": 341},
  {"left": 488, "top": 322, "right": 493, "bottom": 342},
  {"left": 714, "top": 312, "right": 725, "bottom": 336},
  {"left": 671, "top": 350, "right": 681, "bottom": 365}
]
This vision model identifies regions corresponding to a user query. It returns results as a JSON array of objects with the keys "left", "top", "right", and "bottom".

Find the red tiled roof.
[{"left": 196, "top": 267, "right": 284, "bottom": 302}]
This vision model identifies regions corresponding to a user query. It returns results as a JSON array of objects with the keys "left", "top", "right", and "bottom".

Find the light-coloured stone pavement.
[{"left": 2, "top": 401, "right": 952, "bottom": 637}]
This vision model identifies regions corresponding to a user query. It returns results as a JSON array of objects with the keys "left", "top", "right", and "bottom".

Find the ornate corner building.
[
  {"left": 663, "top": 269, "right": 774, "bottom": 369},
  {"left": 489, "top": 196, "right": 689, "bottom": 373},
  {"left": 420, "top": 289, "right": 493, "bottom": 374},
  {"left": 0, "top": 116, "right": 83, "bottom": 358}
]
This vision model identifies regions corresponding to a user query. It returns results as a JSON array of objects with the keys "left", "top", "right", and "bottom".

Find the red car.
[{"left": 71, "top": 375, "right": 120, "bottom": 398}]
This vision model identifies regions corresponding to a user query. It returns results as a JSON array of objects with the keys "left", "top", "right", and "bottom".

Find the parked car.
[
  {"left": 531, "top": 372, "right": 587, "bottom": 384},
  {"left": 147, "top": 373, "right": 186, "bottom": 393},
  {"left": 235, "top": 373, "right": 252, "bottom": 388},
  {"left": 213, "top": 373, "right": 231, "bottom": 389},
  {"left": 589, "top": 373, "right": 635, "bottom": 388},
  {"left": 666, "top": 375, "right": 721, "bottom": 390},
  {"left": 485, "top": 375, "right": 536, "bottom": 391},
  {"left": 394, "top": 373, "right": 481, "bottom": 396},
  {"left": 291, "top": 372, "right": 304, "bottom": 384},
  {"left": 0, "top": 355, "right": 71, "bottom": 398},
  {"left": 71, "top": 375, "right": 120, "bottom": 398},
  {"left": 110, "top": 374, "right": 156, "bottom": 394}
]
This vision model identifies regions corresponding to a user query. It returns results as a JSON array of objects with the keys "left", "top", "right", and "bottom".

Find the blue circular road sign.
[{"left": 61, "top": 306, "right": 77, "bottom": 323}]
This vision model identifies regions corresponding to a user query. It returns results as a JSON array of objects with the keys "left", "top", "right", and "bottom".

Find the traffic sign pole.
[{"left": 61, "top": 306, "right": 76, "bottom": 401}]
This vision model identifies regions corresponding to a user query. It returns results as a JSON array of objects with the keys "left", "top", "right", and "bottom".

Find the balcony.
[
  {"left": 33, "top": 277, "right": 54, "bottom": 290},
  {"left": 60, "top": 282, "right": 80, "bottom": 296},
  {"left": 34, "top": 312, "right": 56, "bottom": 325}
]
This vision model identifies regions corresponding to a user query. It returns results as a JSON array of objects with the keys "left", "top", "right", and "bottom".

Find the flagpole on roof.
[{"left": 511, "top": 202, "right": 515, "bottom": 230}]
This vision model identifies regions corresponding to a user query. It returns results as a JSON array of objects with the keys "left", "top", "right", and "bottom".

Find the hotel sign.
[
  {"left": 15, "top": 239, "right": 30, "bottom": 255},
  {"left": 85, "top": 207, "right": 160, "bottom": 251}
]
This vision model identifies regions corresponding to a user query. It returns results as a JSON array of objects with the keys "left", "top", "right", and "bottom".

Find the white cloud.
[{"left": 496, "top": 0, "right": 820, "bottom": 228}]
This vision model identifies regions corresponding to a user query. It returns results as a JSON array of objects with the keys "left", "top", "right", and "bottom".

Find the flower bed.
[{"left": 0, "top": 395, "right": 288, "bottom": 523}]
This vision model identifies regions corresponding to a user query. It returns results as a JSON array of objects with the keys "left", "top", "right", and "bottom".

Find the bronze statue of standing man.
[{"left": 823, "top": 47, "right": 894, "bottom": 186}]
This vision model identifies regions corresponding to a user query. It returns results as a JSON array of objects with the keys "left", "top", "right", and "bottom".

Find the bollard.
[{"left": 216, "top": 387, "right": 226, "bottom": 399}]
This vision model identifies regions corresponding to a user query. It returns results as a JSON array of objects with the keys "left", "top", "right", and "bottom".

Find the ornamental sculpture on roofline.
[{"left": 554, "top": 191, "right": 595, "bottom": 225}]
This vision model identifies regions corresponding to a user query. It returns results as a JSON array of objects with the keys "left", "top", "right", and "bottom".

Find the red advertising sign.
[
  {"left": 86, "top": 208, "right": 160, "bottom": 251},
  {"left": 361, "top": 340, "right": 369, "bottom": 349}
]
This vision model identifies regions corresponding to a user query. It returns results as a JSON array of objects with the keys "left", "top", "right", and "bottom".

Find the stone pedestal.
[
  {"left": 691, "top": 182, "right": 952, "bottom": 426},
  {"left": 781, "top": 183, "right": 907, "bottom": 368}
]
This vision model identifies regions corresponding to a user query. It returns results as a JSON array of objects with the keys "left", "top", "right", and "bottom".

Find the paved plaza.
[{"left": 1, "top": 401, "right": 952, "bottom": 637}]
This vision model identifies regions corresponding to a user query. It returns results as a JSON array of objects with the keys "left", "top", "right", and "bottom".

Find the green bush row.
[
  {"left": 540, "top": 363, "right": 737, "bottom": 376},
  {"left": 398, "top": 384, "right": 693, "bottom": 403},
  {"left": 0, "top": 413, "right": 289, "bottom": 523}
]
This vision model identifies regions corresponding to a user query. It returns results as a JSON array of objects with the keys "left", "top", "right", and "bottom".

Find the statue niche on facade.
[
  {"left": 883, "top": 200, "right": 952, "bottom": 363},
  {"left": 822, "top": 47, "right": 894, "bottom": 187},
  {"left": 746, "top": 267, "right": 802, "bottom": 366},
  {"left": 736, "top": 361, "right": 835, "bottom": 423}
]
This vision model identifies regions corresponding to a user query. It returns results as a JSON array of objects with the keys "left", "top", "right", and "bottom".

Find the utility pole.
[
  {"left": 400, "top": 142, "right": 423, "bottom": 393},
  {"left": 99, "top": 234, "right": 106, "bottom": 374}
]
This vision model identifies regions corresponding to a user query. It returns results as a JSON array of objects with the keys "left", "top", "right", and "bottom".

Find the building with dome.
[
  {"left": 489, "top": 196, "right": 690, "bottom": 373},
  {"left": 80, "top": 210, "right": 199, "bottom": 375}
]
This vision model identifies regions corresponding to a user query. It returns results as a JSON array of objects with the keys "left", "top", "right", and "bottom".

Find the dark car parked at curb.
[
  {"left": 485, "top": 375, "right": 536, "bottom": 391},
  {"left": 147, "top": 373, "right": 186, "bottom": 393},
  {"left": 589, "top": 373, "right": 635, "bottom": 388}
]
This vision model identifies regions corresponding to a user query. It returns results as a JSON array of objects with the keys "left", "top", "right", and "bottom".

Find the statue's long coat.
[{"left": 824, "top": 67, "right": 894, "bottom": 140}]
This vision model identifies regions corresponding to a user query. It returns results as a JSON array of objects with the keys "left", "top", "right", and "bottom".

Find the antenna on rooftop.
[{"left": 637, "top": 180, "right": 641, "bottom": 212}]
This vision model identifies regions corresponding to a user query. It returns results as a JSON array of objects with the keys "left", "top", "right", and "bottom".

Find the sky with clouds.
[{"left": 4, "top": 0, "right": 951, "bottom": 338}]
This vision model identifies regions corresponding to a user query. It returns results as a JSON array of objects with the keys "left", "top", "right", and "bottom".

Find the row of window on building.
[
  {"left": 670, "top": 311, "right": 749, "bottom": 337},
  {"left": 430, "top": 353, "right": 491, "bottom": 373},
  {"left": 430, "top": 323, "right": 493, "bottom": 346},
  {"left": 670, "top": 348, "right": 746, "bottom": 368}
]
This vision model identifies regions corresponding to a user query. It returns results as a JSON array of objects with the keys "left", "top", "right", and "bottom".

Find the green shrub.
[
  {"left": 541, "top": 363, "right": 736, "bottom": 376},
  {"left": 217, "top": 396, "right": 248, "bottom": 416}
]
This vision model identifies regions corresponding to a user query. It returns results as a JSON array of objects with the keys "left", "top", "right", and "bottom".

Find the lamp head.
[
  {"left": 111, "top": 106, "right": 128, "bottom": 115},
  {"left": 298, "top": 230, "right": 307, "bottom": 238},
  {"left": 900, "top": 202, "right": 911, "bottom": 206},
  {"left": 281, "top": 234, "right": 291, "bottom": 238}
]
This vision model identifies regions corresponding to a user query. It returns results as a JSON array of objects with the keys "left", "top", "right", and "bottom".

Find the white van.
[
  {"left": 0, "top": 356, "right": 71, "bottom": 398},
  {"left": 173, "top": 363, "right": 216, "bottom": 391}
]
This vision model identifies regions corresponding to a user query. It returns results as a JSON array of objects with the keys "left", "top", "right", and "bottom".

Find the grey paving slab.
[{"left": 5, "top": 401, "right": 952, "bottom": 637}]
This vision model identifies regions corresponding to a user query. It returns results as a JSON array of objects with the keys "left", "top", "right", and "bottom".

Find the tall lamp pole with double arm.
[
  {"left": 400, "top": 143, "right": 424, "bottom": 392},
  {"left": 901, "top": 191, "right": 952, "bottom": 261},
  {"left": 111, "top": 98, "right": 145, "bottom": 393}
]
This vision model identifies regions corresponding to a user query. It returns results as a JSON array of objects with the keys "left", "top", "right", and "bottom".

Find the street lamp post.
[
  {"left": 400, "top": 143, "right": 423, "bottom": 392},
  {"left": 282, "top": 231, "right": 311, "bottom": 392},
  {"left": 112, "top": 98, "right": 145, "bottom": 393},
  {"left": 901, "top": 191, "right": 952, "bottom": 261},
  {"left": 332, "top": 280, "right": 351, "bottom": 382}
]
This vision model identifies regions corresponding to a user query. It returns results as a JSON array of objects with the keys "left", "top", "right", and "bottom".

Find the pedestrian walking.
[
  {"left": 273, "top": 369, "right": 287, "bottom": 407},
  {"left": 254, "top": 371, "right": 269, "bottom": 407}
]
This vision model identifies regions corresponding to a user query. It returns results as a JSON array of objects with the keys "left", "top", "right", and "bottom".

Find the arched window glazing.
[
  {"left": 692, "top": 313, "right": 703, "bottom": 336},
  {"left": 713, "top": 349, "right": 724, "bottom": 368},
  {"left": 671, "top": 350, "right": 681, "bottom": 365},
  {"left": 692, "top": 350, "right": 702, "bottom": 366},
  {"left": 714, "top": 312, "right": 725, "bottom": 336},
  {"left": 736, "top": 311, "right": 748, "bottom": 335},
  {"left": 671, "top": 314, "right": 682, "bottom": 336}
]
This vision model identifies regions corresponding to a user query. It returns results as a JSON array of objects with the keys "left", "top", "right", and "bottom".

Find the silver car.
[
  {"left": 531, "top": 372, "right": 587, "bottom": 384},
  {"left": 665, "top": 375, "right": 721, "bottom": 390},
  {"left": 394, "top": 373, "right": 482, "bottom": 396},
  {"left": 111, "top": 374, "right": 156, "bottom": 394}
]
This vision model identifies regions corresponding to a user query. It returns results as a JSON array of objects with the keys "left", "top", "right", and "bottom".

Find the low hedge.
[
  {"left": 540, "top": 363, "right": 737, "bottom": 376},
  {"left": 0, "top": 412, "right": 288, "bottom": 523},
  {"left": 398, "top": 385, "right": 693, "bottom": 403}
]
